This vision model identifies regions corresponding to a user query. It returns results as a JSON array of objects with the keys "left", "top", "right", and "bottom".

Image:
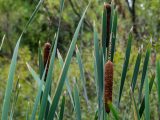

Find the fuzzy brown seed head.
[
  {"left": 104, "top": 3, "right": 111, "bottom": 10},
  {"left": 44, "top": 42, "right": 51, "bottom": 80},
  {"left": 104, "top": 60, "right": 113, "bottom": 113}
]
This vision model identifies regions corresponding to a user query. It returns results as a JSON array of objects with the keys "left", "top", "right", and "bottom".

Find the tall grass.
[{"left": 1, "top": 0, "right": 159, "bottom": 120}]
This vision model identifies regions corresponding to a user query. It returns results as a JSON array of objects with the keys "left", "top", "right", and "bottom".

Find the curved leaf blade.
[
  {"left": 58, "top": 96, "right": 65, "bottom": 120},
  {"left": 118, "top": 33, "right": 132, "bottom": 106},
  {"left": 74, "top": 84, "right": 81, "bottom": 120},
  {"left": 139, "top": 73, "right": 155, "bottom": 118},
  {"left": 47, "top": 3, "right": 90, "bottom": 120},
  {"left": 76, "top": 46, "right": 89, "bottom": 106},
  {"left": 145, "top": 73, "right": 150, "bottom": 120},
  {"left": 57, "top": 49, "right": 74, "bottom": 107},
  {"left": 131, "top": 52, "right": 142, "bottom": 92},
  {"left": 138, "top": 48, "right": 150, "bottom": 103}
]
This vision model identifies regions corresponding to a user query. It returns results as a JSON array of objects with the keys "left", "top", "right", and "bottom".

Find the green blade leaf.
[
  {"left": 130, "top": 88, "right": 140, "bottom": 120},
  {"left": 76, "top": 45, "right": 89, "bottom": 106},
  {"left": 1, "top": 36, "right": 21, "bottom": 120},
  {"left": 118, "top": 33, "right": 132, "bottom": 106},
  {"left": 26, "top": 63, "right": 52, "bottom": 104},
  {"left": 9, "top": 79, "right": 20, "bottom": 120},
  {"left": 145, "top": 73, "right": 150, "bottom": 120},
  {"left": 60, "top": 0, "right": 65, "bottom": 13},
  {"left": 94, "top": 23, "right": 104, "bottom": 120},
  {"left": 138, "top": 48, "right": 150, "bottom": 103},
  {"left": 156, "top": 60, "right": 160, "bottom": 116},
  {"left": 102, "top": 5, "right": 107, "bottom": 59},
  {"left": 58, "top": 95, "right": 65, "bottom": 120},
  {"left": 74, "top": 84, "right": 81, "bottom": 120},
  {"left": 2, "top": 0, "right": 43, "bottom": 119},
  {"left": 26, "top": 102, "right": 30, "bottom": 120},
  {"left": 38, "top": 41, "right": 44, "bottom": 79},
  {"left": 30, "top": 82, "right": 43, "bottom": 120},
  {"left": 139, "top": 73, "right": 155, "bottom": 117},
  {"left": 24, "top": 0, "right": 43, "bottom": 32},
  {"left": 38, "top": 37, "right": 58, "bottom": 120},
  {"left": 131, "top": 52, "right": 142, "bottom": 92},
  {"left": 108, "top": 102, "right": 119, "bottom": 120},
  {"left": 57, "top": 49, "right": 74, "bottom": 108},
  {"left": 94, "top": 110, "right": 98, "bottom": 120},
  {"left": 111, "top": 9, "right": 117, "bottom": 62},
  {"left": 28, "top": 63, "right": 47, "bottom": 120},
  {"left": 93, "top": 55, "right": 98, "bottom": 97},
  {"left": 47, "top": 3, "right": 90, "bottom": 120}
]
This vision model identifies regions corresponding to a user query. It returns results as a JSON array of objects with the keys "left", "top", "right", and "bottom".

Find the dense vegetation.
[{"left": 0, "top": 0, "right": 160, "bottom": 119}]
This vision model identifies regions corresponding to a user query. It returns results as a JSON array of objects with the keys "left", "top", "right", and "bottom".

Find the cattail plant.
[
  {"left": 43, "top": 42, "right": 51, "bottom": 81},
  {"left": 43, "top": 42, "right": 51, "bottom": 119},
  {"left": 104, "top": 60, "right": 113, "bottom": 113},
  {"left": 104, "top": 3, "right": 111, "bottom": 48}
]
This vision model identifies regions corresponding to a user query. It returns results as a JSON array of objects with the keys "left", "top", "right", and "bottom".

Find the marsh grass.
[{"left": 1, "top": 0, "right": 159, "bottom": 120}]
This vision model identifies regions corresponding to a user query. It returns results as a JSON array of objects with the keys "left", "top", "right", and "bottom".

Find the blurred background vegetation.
[{"left": 0, "top": 0, "right": 160, "bottom": 119}]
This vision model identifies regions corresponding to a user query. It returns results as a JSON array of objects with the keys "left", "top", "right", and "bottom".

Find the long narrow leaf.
[
  {"left": 9, "top": 79, "right": 20, "bottom": 120},
  {"left": 93, "top": 55, "right": 98, "bottom": 97},
  {"left": 118, "top": 33, "right": 132, "bottom": 106},
  {"left": 131, "top": 52, "right": 142, "bottom": 92},
  {"left": 130, "top": 88, "right": 140, "bottom": 120},
  {"left": 26, "top": 63, "right": 52, "bottom": 103},
  {"left": 26, "top": 102, "right": 30, "bottom": 120},
  {"left": 145, "top": 73, "right": 150, "bottom": 120},
  {"left": 108, "top": 102, "right": 119, "bottom": 120},
  {"left": 139, "top": 73, "right": 155, "bottom": 117},
  {"left": 2, "top": 36, "right": 21, "bottom": 120},
  {"left": 29, "top": 64, "right": 47, "bottom": 120},
  {"left": 24, "top": 0, "right": 43, "bottom": 31},
  {"left": 94, "top": 23, "right": 103, "bottom": 119},
  {"left": 47, "top": 3, "right": 90, "bottom": 120},
  {"left": 57, "top": 49, "right": 74, "bottom": 107},
  {"left": 38, "top": 41, "right": 44, "bottom": 79},
  {"left": 38, "top": 37, "right": 58, "bottom": 119},
  {"left": 102, "top": 6, "right": 107, "bottom": 59},
  {"left": 58, "top": 96, "right": 65, "bottom": 120},
  {"left": 74, "top": 84, "right": 81, "bottom": 120},
  {"left": 139, "top": 48, "right": 150, "bottom": 103},
  {"left": 31, "top": 81, "right": 43, "bottom": 120},
  {"left": 76, "top": 45, "right": 89, "bottom": 106},
  {"left": 60, "top": 0, "right": 65, "bottom": 13},
  {"left": 111, "top": 9, "right": 117, "bottom": 62},
  {"left": 94, "top": 110, "right": 98, "bottom": 120},
  {"left": 156, "top": 60, "right": 160, "bottom": 116},
  {"left": 2, "top": 0, "right": 43, "bottom": 119}
]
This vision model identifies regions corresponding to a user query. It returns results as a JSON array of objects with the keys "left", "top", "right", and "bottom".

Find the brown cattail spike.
[
  {"left": 104, "top": 60, "right": 113, "bottom": 113},
  {"left": 44, "top": 42, "right": 51, "bottom": 81},
  {"left": 104, "top": 3, "right": 111, "bottom": 48}
]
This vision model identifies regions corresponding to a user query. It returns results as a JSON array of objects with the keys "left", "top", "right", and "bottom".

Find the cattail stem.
[
  {"left": 104, "top": 60, "right": 113, "bottom": 113},
  {"left": 104, "top": 3, "right": 111, "bottom": 48}
]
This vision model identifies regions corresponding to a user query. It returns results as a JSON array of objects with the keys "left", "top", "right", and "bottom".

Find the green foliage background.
[{"left": 0, "top": 0, "right": 160, "bottom": 119}]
